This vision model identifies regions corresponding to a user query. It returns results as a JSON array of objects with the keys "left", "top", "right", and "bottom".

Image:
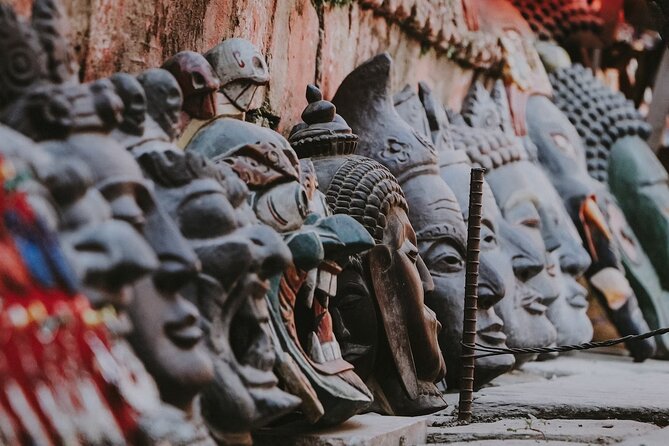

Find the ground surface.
[{"left": 424, "top": 352, "right": 669, "bottom": 445}]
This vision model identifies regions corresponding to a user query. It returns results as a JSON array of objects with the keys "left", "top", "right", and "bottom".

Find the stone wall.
[{"left": 9, "top": 0, "right": 474, "bottom": 134}]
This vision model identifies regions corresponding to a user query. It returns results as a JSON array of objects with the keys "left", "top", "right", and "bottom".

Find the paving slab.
[
  {"left": 427, "top": 440, "right": 589, "bottom": 445},
  {"left": 522, "top": 353, "right": 669, "bottom": 380},
  {"left": 426, "top": 419, "right": 657, "bottom": 444},
  {"left": 616, "top": 425, "right": 669, "bottom": 445},
  {"left": 487, "top": 368, "right": 552, "bottom": 385},
  {"left": 253, "top": 413, "right": 427, "bottom": 446},
  {"left": 468, "top": 372, "right": 669, "bottom": 425}
]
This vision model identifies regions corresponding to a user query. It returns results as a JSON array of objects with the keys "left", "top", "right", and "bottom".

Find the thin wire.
[{"left": 464, "top": 326, "right": 669, "bottom": 359}]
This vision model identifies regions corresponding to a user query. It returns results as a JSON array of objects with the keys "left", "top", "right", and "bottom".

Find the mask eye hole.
[
  {"left": 521, "top": 217, "right": 541, "bottom": 229},
  {"left": 192, "top": 71, "right": 205, "bottom": 90}
]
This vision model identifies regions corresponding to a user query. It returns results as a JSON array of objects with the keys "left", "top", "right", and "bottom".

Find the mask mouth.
[
  {"left": 519, "top": 284, "right": 548, "bottom": 315},
  {"left": 228, "top": 275, "right": 277, "bottom": 387},
  {"left": 476, "top": 306, "right": 507, "bottom": 346},
  {"left": 167, "top": 323, "right": 203, "bottom": 349},
  {"left": 295, "top": 262, "right": 349, "bottom": 367},
  {"left": 166, "top": 313, "right": 204, "bottom": 350},
  {"left": 477, "top": 323, "right": 507, "bottom": 346},
  {"left": 223, "top": 82, "right": 262, "bottom": 112},
  {"left": 566, "top": 290, "right": 589, "bottom": 309}
]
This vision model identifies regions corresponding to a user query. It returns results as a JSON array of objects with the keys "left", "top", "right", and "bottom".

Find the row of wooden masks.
[{"left": 1, "top": 0, "right": 669, "bottom": 445}]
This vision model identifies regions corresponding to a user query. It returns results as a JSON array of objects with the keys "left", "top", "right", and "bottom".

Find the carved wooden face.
[
  {"left": 370, "top": 206, "right": 443, "bottom": 381},
  {"left": 402, "top": 173, "right": 506, "bottom": 385},
  {"left": 138, "top": 69, "right": 183, "bottom": 141},
  {"left": 146, "top": 151, "right": 297, "bottom": 431},
  {"left": 526, "top": 95, "right": 623, "bottom": 269},
  {"left": 252, "top": 180, "right": 310, "bottom": 232},
  {"left": 527, "top": 96, "right": 591, "bottom": 193},
  {"left": 205, "top": 38, "right": 269, "bottom": 112},
  {"left": 486, "top": 163, "right": 559, "bottom": 358},
  {"left": 31, "top": 156, "right": 156, "bottom": 309},
  {"left": 38, "top": 137, "right": 163, "bottom": 310},
  {"left": 57, "top": 192, "right": 158, "bottom": 310},
  {"left": 331, "top": 259, "right": 378, "bottom": 380},
  {"left": 126, "top": 274, "right": 214, "bottom": 411},
  {"left": 101, "top": 157, "right": 213, "bottom": 412},
  {"left": 523, "top": 163, "right": 593, "bottom": 345},
  {"left": 328, "top": 199, "right": 444, "bottom": 413},
  {"left": 610, "top": 136, "right": 669, "bottom": 287},
  {"left": 439, "top": 162, "right": 514, "bottom": 387},
  {"left": 488, "top": 162, "right": 562, "bottom": 299},
  {"left": 495, "top": 214, "right": 558, "bottom": 355},
  {"left": 110, "top": 73, "right": 147, "bottom": 136},
  {"left": 163, "top": 51, "right": 220, "bottom": 120}
]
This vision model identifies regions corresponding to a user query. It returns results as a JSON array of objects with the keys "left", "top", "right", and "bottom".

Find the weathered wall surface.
[{"left": 9, "top": 0, "right": 473, "bottom": 134}]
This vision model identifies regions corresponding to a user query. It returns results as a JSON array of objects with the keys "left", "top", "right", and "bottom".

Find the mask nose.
[
  {"left": 153, "top": 257, "right": 200, "bottom": 295},
  {"left": 71, "top": 219, "right": 158, "bottom": 292},
  {"left": 500, "top": 221, "right": 544, "bottom": 282},
  {"left": 244, "top": 224, "right": 292, "bottom": 280},
  {"left": 559, "top": 243, "right": 591, "bottom": 278},
  {"left": 499, "top": 220, "right": 545, "bottom": 282},
  {"left": 478, "top": 254, "right": 506, "bottom": 309},
  {"left": 165, "top": 294, "right": 200, "bottom": 330},
  {"left": 540, "top": 222, "right": 562, "bottom": 253},
  {"left": 512, "top": 253, "right": 543, "bottom": 282},
  {"left": 143, "top": 203, "right": 201, "bottom": 293},
  {"left": 110, "top": 194, "right": 146, "bottom": 228},
  {"left": 416, "top": 254, "right": 435, "bottom": 293}
]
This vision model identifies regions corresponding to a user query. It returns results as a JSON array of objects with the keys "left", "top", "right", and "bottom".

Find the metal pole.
[{"left": 458, "top": 167, "right": 485, "bottom": 423}]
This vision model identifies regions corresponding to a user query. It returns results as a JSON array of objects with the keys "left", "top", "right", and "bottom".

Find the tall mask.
[
  {"left": 137, "top": 68, "right": 183, "bottom": 143},
  {"left": 290, "top": 84, "right": 446, "bottom": 414},
  {"left": 204, "top": 38, "right": 269, "bottom": 114},
  {"left": 138, "top": 149, "right": 301, "bottom": 443},
  {"left": 110, "top": 73, "right": 147, "bottom": 138},
  {"left": 404, "top": 82, "right": 514, "bottom": 385},
  {"left": 163, "top": 51, "right": 220, "bottom": 121},
  {"left": 522, "top": 164, "right": 594, "bottom": 346},
  {"left": 530, "top": 65, "right": 659, "bottom": 359}
]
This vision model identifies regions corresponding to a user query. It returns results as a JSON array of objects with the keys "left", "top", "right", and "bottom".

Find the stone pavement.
[{"left": 423, "top": 352, "right": 669, "bottom": 445}]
